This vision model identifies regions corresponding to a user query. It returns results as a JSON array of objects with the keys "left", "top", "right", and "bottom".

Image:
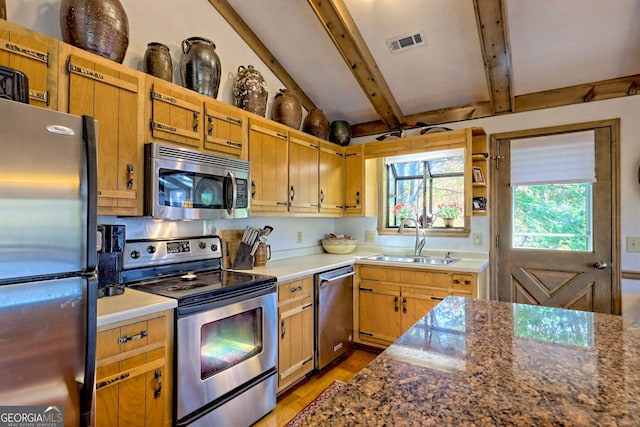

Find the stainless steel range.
[{"left": 122, "top": 235, "right": 277, "bottom": 427}]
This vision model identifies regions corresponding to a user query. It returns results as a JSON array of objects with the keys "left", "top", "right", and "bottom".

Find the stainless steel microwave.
[{"left": 144, "top": 143, "right": 250, "bottom": 220}]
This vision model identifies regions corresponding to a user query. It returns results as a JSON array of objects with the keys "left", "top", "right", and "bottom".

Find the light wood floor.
[{"left": 254, "top": 348, "right": 380, "bottom": 427}]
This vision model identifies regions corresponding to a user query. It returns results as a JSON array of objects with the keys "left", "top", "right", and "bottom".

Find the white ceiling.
[{"left": 225, "top": 0, "right": 640, "bottom": 132}]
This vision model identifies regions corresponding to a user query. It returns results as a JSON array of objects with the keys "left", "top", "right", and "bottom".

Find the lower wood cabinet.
[
  {"left": 356, "top": 265, "right": 477, "bottom": 348},
  {"left": 277, "top": 276, "right": 314, "bottom": 393},
  {"left": 96, "top": 310, "right": 173, "bottom": 427}
]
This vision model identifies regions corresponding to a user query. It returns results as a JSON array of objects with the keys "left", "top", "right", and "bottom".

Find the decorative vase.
[
  {"left": 60, "top": 0, "right": 129, "bottom": 63},
  {"left": 253, "top": 243, "right": 271, "bottom": 267},
  {"left": 302, "top": 108, "right": 330, "bottom": 140},
  {"left": 329, "top": 120, "right": 351, "bottom": 146},
  {"left": 443, "top": 218, "right": 455, "bottom": 227},
  {"left": 143, "top": 42, "right": 173, "bottom": 82},
  {"left": 272, "top": 89, "right": 302, "bottom": 129},
  {"left": 233, "top": 65, "right": 268, "bottom": 116},
  {"left": 180, "top": 37, "right": 221, "bottom": 98}
]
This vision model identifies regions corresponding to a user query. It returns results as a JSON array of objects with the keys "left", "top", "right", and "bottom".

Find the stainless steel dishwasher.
[{"left": 315, "top": 265, "right": 356, "bottom": 370}]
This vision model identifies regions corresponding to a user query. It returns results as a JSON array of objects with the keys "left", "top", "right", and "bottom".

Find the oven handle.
[
  {"left": 177, "top": 281, "right": 276, "bottom": 316},
  {"left": 226, "top": 170, "right": 237, "bottom": 215}
]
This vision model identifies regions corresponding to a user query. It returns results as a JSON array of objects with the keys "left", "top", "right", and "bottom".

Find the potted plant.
[
  {"left": 437, "top": 202, "right": 462, "bottom": 227},
  {"left": 393, "top": 203, "right": 418, "bottom": 221}
]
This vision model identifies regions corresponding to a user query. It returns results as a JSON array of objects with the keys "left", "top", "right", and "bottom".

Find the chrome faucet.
[{"left": 398, "top": 217, "right": 425, "bottom": 256}]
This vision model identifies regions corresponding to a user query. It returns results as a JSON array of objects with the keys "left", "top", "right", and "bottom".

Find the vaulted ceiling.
[{"left": 208, "top": 0, "right": 640, "bottom": 138}]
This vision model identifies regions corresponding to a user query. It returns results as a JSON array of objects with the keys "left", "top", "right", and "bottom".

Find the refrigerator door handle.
[
  {"left": 79, "top": 275, "right": 97, "bottom": 427},
  {"left": 83, "top": 115, "right": 98, "bottom": 272}
]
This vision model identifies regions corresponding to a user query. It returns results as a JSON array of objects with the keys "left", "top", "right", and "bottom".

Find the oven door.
[{"left": 175, "top": 286, "right": 277, "bottom": 421}]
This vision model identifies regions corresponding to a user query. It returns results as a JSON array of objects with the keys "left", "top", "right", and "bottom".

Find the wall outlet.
[
  {"left": 297, "top": 231, "right": 303, "bottom": 244},
  {"left": 365, "top": 230, "right": 377, "bottom": 242},
  {"left": 627, "top": 236, "right": 640, "bottom": 252},
  {"left": 472, "top": 232, "right": 483, "bottom": 246}
]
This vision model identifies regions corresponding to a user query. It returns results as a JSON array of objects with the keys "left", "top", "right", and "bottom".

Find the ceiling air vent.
[{"left": 386, "top": 30, "right": 426, "bottom": 53}]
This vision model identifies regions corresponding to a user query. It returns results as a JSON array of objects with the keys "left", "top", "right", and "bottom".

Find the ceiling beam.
[
  {"left": 206, "top": 0, "right": 317, "bottom": 112},
  {"left": 306, "top": 0, "right": 403, "bottom": 130},
  {"left": 472, "top": 0, "right": 513, "bottom": 114}
]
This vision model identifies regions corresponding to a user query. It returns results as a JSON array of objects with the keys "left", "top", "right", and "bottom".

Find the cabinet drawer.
[
  {"left": 278, "top": 277, "right": 313, "bottom": 304},
  {"left": 452, "top": 274, "right": 474, "bottom": 292},
  {"left": 97, "top": 316, "right": 167, "bottom": 359}
]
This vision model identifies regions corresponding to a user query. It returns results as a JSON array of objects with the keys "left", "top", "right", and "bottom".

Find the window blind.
[{"left": 510, "top": 130, "right": 596, "bottom": 186}]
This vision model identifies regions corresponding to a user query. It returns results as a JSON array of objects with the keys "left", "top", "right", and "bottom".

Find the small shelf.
[
  {"left": 472, "top": 182, "right": 486, "bottom": 188},
  {"left": 472, "top": 209, "right": 487, "bottom": 214},
  {"left": 472, "top": 153, "right": 488, "bottom": 161}
]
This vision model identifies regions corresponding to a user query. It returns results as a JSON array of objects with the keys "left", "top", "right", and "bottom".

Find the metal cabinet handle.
[
  {"left": 207, "top": 116, "right": 214, "bottom": 136},
  {"left": 290, "top": 186, "right": 295, "bottom": 202},
  {"left": 394, "top": 296, "right": 399, "bottom": 312},
  {"left": 153, "top": 369, "right": 162, "bottom": 399},
  {"left": 360, "top": 287, "right": 373, "bottom": 292},
  {"left": 118, "top": 329, "right": 148, "bottom": 344},
  {"left": 301, "top": 303, "right": 313, "bottom": 310},
  {"left": 251, "top": 180, "right": 256, "bottom": 198},
  {"left": 280, "top": 319, "right": 286, "bottom": 339},
  {"left": 320, "top": 189, "right": 325, "bottom": 203},
  {"left": 290, "top": 285, "right": 303, "bottom": 293},
  {"left": 192, "top": 112, "right": 199, "bottom": 132},
  {"left": 402, "top": 297, "right": 407, "bottom": 313},
  {"left": 126, "top": 163, "right": 134, "bottom": 189},
  {"left": 96, "top": 372, "right": 130, "bottom": 389}
]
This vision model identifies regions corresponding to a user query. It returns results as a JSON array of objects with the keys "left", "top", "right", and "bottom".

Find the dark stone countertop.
[{"left": 300, "top": 296, "right": 640, "bottom": 426}]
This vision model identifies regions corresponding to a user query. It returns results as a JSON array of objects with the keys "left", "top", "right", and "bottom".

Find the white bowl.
[{"left": 321, "top": 239, "right": 357, "bottom": 254}]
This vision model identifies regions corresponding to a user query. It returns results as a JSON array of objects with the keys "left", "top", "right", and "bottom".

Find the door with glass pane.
[{"left": 493, "top": 121, "right": 619, "bottom": 314}]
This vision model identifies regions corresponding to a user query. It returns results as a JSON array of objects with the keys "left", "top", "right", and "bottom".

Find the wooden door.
[
  {"left": 147, "top": 77, "right": 202, "bottom": 148},
  {"left": 64, "top": 50, "right": 143, "bottom": 216},
  {"left": 319, "top": 142, "right": 344, "bottom": 216},
  {"left": 359, "top": 281, "right": 401, "bottom": 343},
  {"left": 493, "top": 121, "right": 619, "bottom": 313},
  {"left": 0, "top": 20, "right": 58, "bottom": 108},
  {"left": 204, "top": 100, "right": 245, "bottom": 159},
  {"left": 344, "top": 145, "right": 364, "bottom": 216},
  {"left": 288, "top": 131, "right": 319, "bottom": 214},
  {"left": 248, "top": 118, "right": 289, "bottom": 213}
]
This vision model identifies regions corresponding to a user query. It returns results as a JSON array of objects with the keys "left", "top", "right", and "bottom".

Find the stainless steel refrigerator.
[{"left": 0, "top": 98, "right": 97, "bottom": 426}]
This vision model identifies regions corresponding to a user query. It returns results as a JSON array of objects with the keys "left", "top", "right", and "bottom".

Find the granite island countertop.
[{"left": 299, "top": 297, "right": 640, "bottom": 426}]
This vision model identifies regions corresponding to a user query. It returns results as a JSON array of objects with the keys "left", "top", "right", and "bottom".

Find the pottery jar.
[
  {"left": 60, "top": 0, "right": 130, "bottom": 63},
  {"left": 180, "top": 37, "right": 221, "bottom": 98},
  {"left": 272, "top": 89, "right": 302, "bottom": 129},
  {"left": 233, "top": 65, "right": 268, "bottom": 117},
  {"left": 253, "top": 243, "right": 271, "bottom": 267},
  {"left": 329, "top": 120, "right": 351, "bottom": 146},
  {"left": 143, "top": 42, "right": 173, "bottom": 82},
  {"left": 302, "top": 108, "right": 330, "bottom": 140}
]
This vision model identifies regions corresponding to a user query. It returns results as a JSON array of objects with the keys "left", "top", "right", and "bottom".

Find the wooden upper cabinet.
[
  {"left": 344, "top": 144, "right": 365, "bottom": 216},
  {"left": 248, "top": 116, "right": 289, "bottom": 213},
  {"left": 204, "top": 100, "right": 246, "bottom": 159},
  {"left": 59, "top": 46, "right": 144, "bottom": 216},
  {"left": 146, "top": 76, "right": 202, "bottom": 149},
  {"left": 288, "top": 130, "right": 320, "bottom": 214},
  {"left": 0, "top": 19, "right": 58, "bottom": 108},
  {"left": 319, "top": 141, "right": 344, "bottom": 216}
]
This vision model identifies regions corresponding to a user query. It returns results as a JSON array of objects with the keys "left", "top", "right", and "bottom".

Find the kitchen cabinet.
[
  {"left": 146, "top": 76, "right": 203, "bottom": 149},
  {"left": 277, "top": 276, "right": 314, "bottom": 393},
  {"left": 356, "top": 265, "right": 477, "bottom": 348},
  {"left": 59, "top": 45, "right": 144, "bottom": 216},
  {"left": 203, "top": 99, "right": 246, "bottom": 159},
  {"left": 96, "top": 310, "right": 173, "bottom": 427},
  {"left": 344, "top": 145, "right": 365, "bottom": 216},
  {"left": 319, "top": 141, "right": 344, "bottom": 216},
  {"left": 0, "top": 19, "right": 58, "bottom": 108},
  {"left": 248, "top": 116, "right": 290, "bottom": 214},
  {"left": 288, "top": 130, "right": 320, "bottom": 214}
]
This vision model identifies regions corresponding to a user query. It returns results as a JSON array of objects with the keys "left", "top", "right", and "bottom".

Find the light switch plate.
[
  {"left": 627, "top": 236, "right": 640, "bottom": 252},
  {"left": 297, "top": 231, "right": 303, "bottom": 244}
]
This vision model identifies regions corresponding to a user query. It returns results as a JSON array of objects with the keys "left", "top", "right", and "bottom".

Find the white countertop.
[
  {"left": 97, "top": 288, "right": 177, "bottom": 328},
  {"left": 97, "top": 247, "right": 489, "bottom": 325}
]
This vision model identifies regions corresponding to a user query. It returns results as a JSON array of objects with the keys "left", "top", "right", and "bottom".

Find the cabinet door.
[
  {"left": 319, "top": 142, "right": 344, "bottom": 216},
  {"left": 0, "top": 20, "right": 58, "bottom": 108},
  {"left": 204, "top": 100, "right": 245, "bottom": 159},
  {"left": 277, "top": 277, "right": 314, "bottom": 392},
  {"left": 288, "top": 131, "right": 319, "bottom": 214},
  {"left": 248, "top": 117, "right": 289, "bottom": 213},
  {"left": 401, "top": 286, "right": 448, "bottom": 332},
  {"left": 452, "top": 273, "right": 477, "bottom": 297},
  {"left": 147, "top": 77, "right": 202, "bottom": 149},
  {"left": 64, "top": 50, "right": 143, "bottom": 215},
  {"left": 344, "top": 145, "right": 364, "bottom": 216},
  {"left": 359, "top": 281, "right": 401, "bottom": 344}
]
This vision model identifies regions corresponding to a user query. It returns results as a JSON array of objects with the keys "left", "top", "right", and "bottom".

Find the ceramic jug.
[
  {"left": 302, "top": 108, "right": 330, "bottom": 140},
  {"left": 272, "top": 89, "right": 302, "bottom": 129},
  {"left": 233, "top": 65, "right": 268, "bottom": 116},
  {"left": 180, "top": 37, "right": 221, "bottom": 98},
  {"left": 144, "top": 42, "right": 173, "bottom": 82}
]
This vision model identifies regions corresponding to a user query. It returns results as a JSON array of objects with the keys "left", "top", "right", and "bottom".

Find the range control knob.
[
  {"left": 210, "top": 244, "right": 218, "bottom": 252},
  {"left": 147, "top": 245, "right": 157, "bottom": 254},
  {"left": 199, "top": 241, "right": 207, "bottom": 249},
  {"left": 130, "top": 250, "right": 140, "bottom": 259}
]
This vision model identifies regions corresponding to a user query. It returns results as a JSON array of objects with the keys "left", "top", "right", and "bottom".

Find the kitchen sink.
[{"left": 364, "top": 255, "right": 460, "bottom": 265}]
